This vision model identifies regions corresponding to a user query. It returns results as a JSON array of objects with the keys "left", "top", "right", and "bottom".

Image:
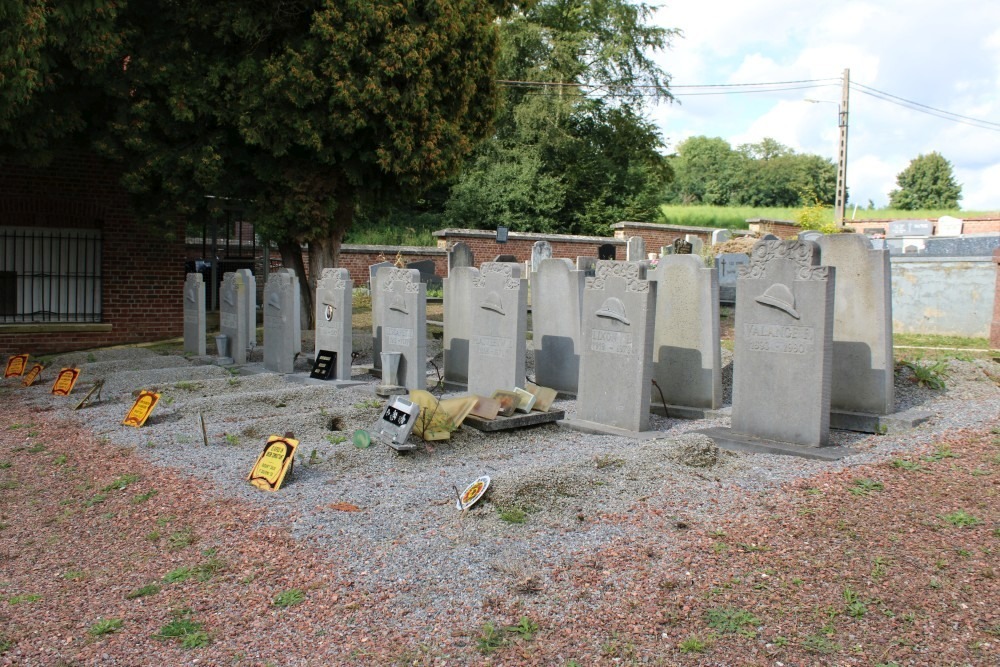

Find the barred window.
[{"left": 0, "top": 227, "right": 102, "bottom": 323}]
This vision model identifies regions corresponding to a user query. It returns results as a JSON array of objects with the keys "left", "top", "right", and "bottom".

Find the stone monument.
[
  {"left": 183, "top": 273, "right": 206, "bottom": 356},
  {"left": 531, "top": 240, "right": 553, "bottom": 273},
  {"left": 314, "top": 268, "right": 353, "bottom": 380},
  {"left": 532, "top": 258, "right": 585, "bottom": 394},
  {"left": 443, "top": 266, "right": 480, "bottom": 386},
  {"left": 236, "top": 268, "right": 257, "bottom": 351},
  {"left": 219, "top": 272, "right": 248, "bottom": 364},
  {"left": 626, "top": 236, "right": 646, "bottom": 262},
  {"left": 369, "top": 260, "right": 394, "bottom": 371},
  {"left": 378, "top": 267, "right": 427, "bottom": 390},
  {"left": 263, "top": 271, "right": 298, "bottom": 373},
  {"left": 448, "top": 242, "right": 475, "bottom": 273},
  {"left": 467, "top": 262, "right": 528, "bottom": 397}
]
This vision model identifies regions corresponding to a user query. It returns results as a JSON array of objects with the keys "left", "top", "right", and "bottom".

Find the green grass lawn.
[{"left": 659, "top": 205, "right": 997, "bottom": 230}]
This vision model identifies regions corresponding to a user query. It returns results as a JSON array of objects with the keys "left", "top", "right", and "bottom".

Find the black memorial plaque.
[{"left": 310, "top": 350, "right": 337, "bottom": 380}]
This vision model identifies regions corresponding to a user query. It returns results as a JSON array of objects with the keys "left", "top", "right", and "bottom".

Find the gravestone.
[
  {"left": 661, "top": 245, "right": 673, "bottom": 256},
  {"left": 448, "top": 242, "right": 474, "bottom": 273},
  {"left": 531, "top": 241, "right": 553, "bottom": 273},
  {"left": 816, "top": 234, "right": 894, "bottom": 417},
  {"left": 406, "top": 259, "right": 441, "bottom": 290},
  {"left": 711, "top": 229, "right": 732, "bottom": 245},
  {"left": 378, "top": 267, "right": 427, "bottom": 390},
  {"left": 626, "top": 236, "right": 646, "bottom": 262},
  {"left": 716, "top": 253, "right": 749, "bottom": 304},
  {"left": 798, "top": 230, "right": 823, "bottom": 243},
  {"left": 493, "top": 254, "right": 518, "bottom": 263},
  {"left": 277, "top": 268, "right": 302, "bottom": 355},
  {"left": 183, "top": 273, "right": 206, "bottom": 356},
  {"left": 314, "top": 268, "right": 353, "bottom": 380},
  {"left": 673, "top": 238, "right": 693, "bottom": 255},
  {"left": 219, "top": 272, "right": 248, "bottom": 364},
  {"left": 576, "top": 257, "right": 597, "bottom": 276},
  {"left": 598, "top": 244, "right": 617, "bottom": 260},
  {"left": 236, "top": 268, "right": 257, "bottom": 350},
  {"left": 532, "top": 258, "right": 585, "bottom": 394},
  {"left": 649, "top": 256, "right": 722, "bottom": 414},
  {"left": 263, "top": 271, "right": 298, "bottom": 373},
  {"left": 684, "top": 235, "right": 705, "bottom": 256},
  {"left": 369, "top": 260, "right": 394, "bottom": 370},
  {"left": 576, "top": 261, "right": 656, "bottom": 432},
  {"left": 443, "top": 266, "right": 480, "bottom": 385},
  {"left": 467, "top": 262, "right": 528, "bottom": 397},
  {"left": 731, "top": 240, "right": 835, "bottom": 446},
  {"left": 760, "top": 233, "right": 780, "bottom": 241},
  {"left": 935, "top": 216, "right": 963, "bottom": 236},
  {"left": 888, "top": 220, "right": 933, "bottom": 237}
]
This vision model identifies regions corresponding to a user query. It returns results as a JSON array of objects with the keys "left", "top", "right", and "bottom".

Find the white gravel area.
[{"left": 13, "top": 342, "right": 999, "bottom": 629}]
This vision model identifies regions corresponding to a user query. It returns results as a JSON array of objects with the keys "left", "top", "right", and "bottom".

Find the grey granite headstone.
[
  {"left": 711, "top": 229, "right": 732, "bottom": 245},
  {"left": 493, "top": 254, "right": 518, "bottom": 263},
  {"left": 236, "top": 269, "right": 257, "bottom": 350},
  {"left": 717, "top": 253, "right": 749, "bottom": 304},
  {"left": 649, "top": 256, "right": 722, "bottom": 412},
  {"left": 183, "top": 273, "right": 206, "bottom": 356},
  {"left": 531, "top": 240, "right": 553, "bottom": 273},
  {"left": 935, "top": 216, "right": 963, "bottom": 236},
  {"left": 314, "top": 268, "right": 353, "bottom": 380},
  {"left": 576, "top": 261, "right": 656, "bottom": 432},
  {"left": 276, "top": 268, "right": 302, "bottom": 355},
  {"left": 263, "top": 272, "right": 298, "bottom": 373},
  {"left": 219, "top": 272, "right": 248, "bottom": 364},
  {"left": 684, "top": 235, "right": 705, "bottom": 256},
  {"left": 760, "top": 233, "right": 780, "bottom": 241},
  {"left": 798, "top": 230, "right": 823, "bottom": 243},
  {"left": 673, "top": 238, "right": 693, "bottom": 255},
  {"left": 406, "top": 259, "right": 441, "bottom": 289},
  {"left": 532, "top": 259, "right": 585, "bottom": 394},
  {"left": 887, "top": 220, "right": 933, "bottom": 237},
  {"left": 443, "top": 266, "right": 480, "bottom": 385},
  {"left": 626, "top": 236, "right": 646, "bottom": 262},
  {"left": 576, "top": 257, "right": 597, "bottom": 276},
  {"left": 923, "top": 235, "right": 1000, "bottom": 256},
  {"left": 731, "top": 240, "right": 835, "bottom": 446},
  {"left": 816, "top": 234, "right": 894, "bottom": 416},
  {"left": 598, "top": 244, "right": 617, "bottom": 260},
  {"left": 378, "top": 267, "right": 427, "bottom": 390},
  {"left": 369, "top": 260, "right": 394, "bottom": 369},
  {"left": 467, "top": 263, "right": 528, "bottom": 397},
  {"left": 448, "top": 242, "right": 474, "bottom": 273}
]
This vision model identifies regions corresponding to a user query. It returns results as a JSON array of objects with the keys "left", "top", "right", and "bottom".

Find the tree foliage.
[{"left": 888, "top": 151, "right": 962, "bottom": 210}]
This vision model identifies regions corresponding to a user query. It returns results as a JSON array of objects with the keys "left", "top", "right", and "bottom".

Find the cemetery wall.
[
  {"left": 338, "top": 245, "right": 447, "bottom": 286},
  {"left": 891, "top": 256, "right": 996, "bottom": 337},
  {"left": 433, "top": 228, "right": 623, "bottom": 266},
  {"left": 0, "top": 153, "right": 186, "bottom": 354},
  {"left": 845, "top": 217, "right": 1000, "bottom": 236},
  {"left": 612, "top": 221, "right": 753, "bottom": 251}
]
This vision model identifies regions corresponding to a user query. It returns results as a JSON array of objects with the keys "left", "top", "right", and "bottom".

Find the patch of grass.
[
  {"left": 0, "top": 461, "right": 10, "bottom": 469},
  {"left": 891, "top": 458, "right": 928, "bottom": 472},
  {"left": 354, "top": 399, "right": 382, "bottom": 410},
  {"left": 498, "top": 506, "right": 528, "bottom": 524},
  {"left": 163, "top": 567, "right": 193, "bottom": 583},
  {"left": 843, "top": 587, "right": 867, "bottom": 618},
  {"left": 224, "top": 433, "right": 239, "bottom": 446},
  {"left": 871, "top": 555, "right": 889, "bottom": 579},
  {"left": 0, "top": 634, "right": 11, "bottom": 653},
  {"left": 83, "top": 493, "right": 107, "bottom": 507},
  {"left": 475, "top": 621, "right": 507, "bottom": 654},
  {"left": 893, "top": 333, "right": 989, "bottom": 349},
  {"left": 174, "top": 381, "right": 201, "bottom": 391},
  {"left": 849, "top": 478, "right": 884, "bottom": 495},
  {"left": 126, "top": 584, "right": 161, "bottom": 599},
  {"left": 508, "top": 616, "right": 539, "bottom": 640},
  {"left": 168, "top": 527, "right": 195, "bottom": 550},
  {"left": 900, "top": 359, "right": 948, "bottom": 389},
  {"left": 593, "top": 454, "right": 625, "bottom": 469},
  {"left": 193, "top": 557, "right": 226, "bottom": 582},
  {"left": 52, "top": 454, "right": 67, "bottom": 466},
  {"left": 942, "top": 510, "right": 982, "bottom": 528},
  {"left": 7, "top": 593, "right": 42, "bottom": 604},
  {"left": 678, "top": 634, "right": 711, "bottom": 654},
  {"left": 803, "top": 633, "right": 841, "bottom": 655},
  {"left": 924, "top": 444, "right": 959, "bottom": 462},
  {"left": 87, "top": 618, "right": 123, "bottom": 637},
  {"left": 102, "top": 474, "right": 141, "bottom": 492},
  {"left": 706, "top": 607, "right": 760, "bottom": 636},
  {"left": 273, "top": 588, "right": 305, "bottom": 607},
  {"left": 154, "top": 609, "right": 210, "bottom": 648},
  {"left": 325, "top": 434, "right": 347, "bottom": 446},
  {"left": 63, "top": 569, "right": 85, "bottom": 580},
  {"left": 132, "top": 490, "right": 157, "bottom": 504},
  {"left": 26, "top": 443, "right": 46, "bottom": 454}
]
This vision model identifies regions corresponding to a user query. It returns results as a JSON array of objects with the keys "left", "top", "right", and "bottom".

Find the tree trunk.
[{"left": 277, "top": 240, "right": 314, "bottom": 331}]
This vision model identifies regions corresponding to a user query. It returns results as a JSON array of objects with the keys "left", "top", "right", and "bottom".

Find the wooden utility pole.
[{"left": 834, "top": 68, "right": 850, "bottom": 226}]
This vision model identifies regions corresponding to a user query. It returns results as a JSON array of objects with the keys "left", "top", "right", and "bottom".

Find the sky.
[{"left": 647, "top": 0, "right": 1000, "bottom": 212}]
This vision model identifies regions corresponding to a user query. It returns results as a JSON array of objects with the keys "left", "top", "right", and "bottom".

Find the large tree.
[
  {"left": 1, "top": 0, "right": 516, "bottom": 321},
  {"left": 888, "top": 151, "right": 962, "bottom": 210}
]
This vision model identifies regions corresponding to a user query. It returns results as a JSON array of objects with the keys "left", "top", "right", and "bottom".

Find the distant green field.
[{"left": 659, "top": 205, "right": 997, "bottom": 230}]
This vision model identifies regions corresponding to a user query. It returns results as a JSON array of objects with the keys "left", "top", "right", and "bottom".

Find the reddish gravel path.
[{"left": 1, "top": 396, "right": 997, "bottom": 666}]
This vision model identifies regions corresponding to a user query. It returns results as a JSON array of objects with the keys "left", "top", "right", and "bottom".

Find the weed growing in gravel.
[
  {"left": 942, "top": 510, "right": 982, "bottom": 528},
  {"left": 83, "top": 493, "right": 107, "bottom": 507},
  {"left": 849, "top": 479, "right": 884, "bottom": 495},
  {"left": 498, "top": 506, "right": 528, "bottom": 524},
  {"left": 900, "top": 359, "right": 948, "bottom": 389},
  {"left": 193, "top": 556, "right": 226, "bottom": 582},
  {"left": 0, "top": 634, "right": 11, "bottom": 653},
  {"left": 593, "top": 454, "right": 625, "bottom": 469},
  {"left": 843, "top": 587, "right": 867, "bottom": 618},
  {"left": 0, "top": 479, "right": 20, "bottom": 490},
  {"left": 88, "top": 618, "right": 123, "bottom": 636},
  {"left": 6, "top": 593, "right": 41, "bottom": 604},
  {"left": 102, "top": 474, "right": 141, "bottom": 492},
  {"left": 52, "top": 454, "right": 67, "bottom": 466},
  {"left": 168, "top": 527, "right": 196, "bottom": 550},
  {"left": 678, "top": 634, "right": 711, "bottom": 653},
  {"left": 163, "top": 567, "right": 193, "bottom": 583},
  {"left": 224, "top": 433, "right": 239, "bottom": 446},
  {"left": 508, "top": 616, "right": 539, "bottom": 640},
  {"left": 803, "top": 632, "right": 841, "bottom": 654},
  {"left": 0, "top": 461, "right": 9, "bottom": 470},
  {"left": 599, "top": 633, "right": 637, "bottom": 659},
  {"left": 325, "top": 434, "right": 347, "bottom": 446},
  {"left": 154, "top": 609, "right": 210, "bottom": 648},
  {"left": 871, "top": 555, "right": 889, "bottom": 579},
  {"left": 475, "top": 621, "right": 506, "bottom": 654},
  {"left": 132, "top": 490, "right": 157, "bottom": 504},
  {"left": 126, "top": 584, "right": 161, "bottom": 599},
  {"left": 174, "top": 382, "right": 201, "bottom": 391},
  {"left": 891, "top": 458, "right": 928, "bottom": 472},
  {"left": 273, "top": 589, "right": 305, "bottom": 607},
  {"left": 156, "top": 515, "right": 175, "bottom": 526},
  {"left": 63, "top": 570, "right": 85, "bottom": 580},
  {"left": 706, "top": 607, "right": 760, "bottom": 637},
  {"left": 26, "top": 443, "right": 46, "bottom": 454},
  {"left": 924, "top": 444, "right": 958, "bottom": 462}
]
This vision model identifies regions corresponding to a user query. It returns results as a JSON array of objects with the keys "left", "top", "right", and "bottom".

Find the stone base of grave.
[
  {"left": 558, "top": 419, "right": 663, "bottom": 440},
  {"left": 375, "top": 384, "right": 408, "bottom": 397},
  {"left": 698, "top": 427, "right": 856, "bottom": 461},
  {"left": 829, "top": 408, "right": 933, "bottom": 434},
  {"left": 651, "top": 403, "right": 730, "bottom": 420},
  {"left": 286, "top": 376, "right": 367, "bottom": 389},
  {"left": 441, "top": 379, "right": 468, "bottom": 392},
  {"left": 363, "top": 365, "right": 382, "bottom": 379},
  {"left": 214, "top": 356, "right": 234, "bottom": 366},
  {"left": 464, "top": 410, "right": 565, "bottom": 432}
]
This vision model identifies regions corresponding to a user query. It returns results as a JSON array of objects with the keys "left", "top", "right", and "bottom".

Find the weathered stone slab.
[
  {"left": 314, "top": 268, "right": 353, "bottom": 380},
  {"left": 377, "top": 267, "right": 427, "bottom": 390},
  {"left": 467, "top": 263, "right": 528, "bottom": 397},
  {"left": 698, "top": 427, "right": 855, "bottom": 460},
  {"left": 576, "top": 261, "right": 655, "bottom": 432},
  {"left": 730, "top": 240, "right": 835, "bottom": 447},
  {"left": 531, "top": 240, "right": 553, "bottom": 273},
  {"left": 183, "top": 273, "right": 206, "bottom": 356},
  {"left": 443, "top": 266, "right": 480, "bottom": 385},
  {"left": 275, "top": 268, "right": 302, "bottom": 355},
  {"left": 219, "top": 272, "right": 248, "bottom": 364},
  {"left": 649, "top": 256, "right": 722, "bottom": 412},
  {"left": 711, "top": 229, "right": 732, "bottom": 245},
  {"left": 369, "top": 260, "right": 394, "bottom": 369},
  {"left": 263, "top": 272, "right": 298, "bottom": 373},
  {"left": 817, "top": 234, "right": 894, "bottom": 416},
  {"left": 626, "top": 236, "right": 645, "bottom": 262},
  {"left": 236, "top": 269, "right": 257, "bottom": 350},
  {"left": 464, "top": 409, "right": 565, "bottom": 432},
  {"left": 829, "top": 407, "right": 932, "bottom": 434},
  {"left": 717, "top": 253, "right": 749, "bottom": 304},
  {"left": 448, "top": 242, "right": 474, "bottom": 273},
  {"left": 531, "top": 258, "right": 585, "bottom": 394},
  {"left": 406, "top": 259, "right": 441, "bottom": 289}
]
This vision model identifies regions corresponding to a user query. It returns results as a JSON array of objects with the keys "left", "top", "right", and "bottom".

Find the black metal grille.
[{"left": 0, "top": 227, "right": 102, "bottom": 323}]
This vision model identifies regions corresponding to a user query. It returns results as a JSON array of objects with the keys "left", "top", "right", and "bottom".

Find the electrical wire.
[{"left": 851, "top": 82, "right": 1000, "bottom": 132}]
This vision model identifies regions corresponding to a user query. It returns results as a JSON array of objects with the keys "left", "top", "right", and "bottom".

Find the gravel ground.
[{"left": 1, "top": 339, "right": 998, "bottom": 665}]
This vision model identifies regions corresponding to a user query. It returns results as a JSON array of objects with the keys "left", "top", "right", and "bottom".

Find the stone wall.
[
  {"left": 891, "top": 256, "right": 997, "bottom": 337},
  {"left": 0, "top": 154, "right": 186, "bottom": 355},
  {"left": 432, "top": 228, "right": 624, "bottom": 266}
]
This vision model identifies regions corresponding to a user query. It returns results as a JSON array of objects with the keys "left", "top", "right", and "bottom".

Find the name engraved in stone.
[
  {"left": 184, "top": 309, "right": 197, "bottom": 323},
  {"left": 385, "top": 327, "right": 413, "bottom": 347},
  {"left": 591, "top": 329, "right": 633, "bottom": 355},
  {"left": 220, "top": 313, "right": 237, "bottom": 330},
  {"left": 744, "top": 322, "right": 815, "bottom": 355},
  {"left": 474, "top": 335, "right": 512, "bottom": 358},
  {"left": 318, "top": 318, "right": 340, "bottom": 333}
]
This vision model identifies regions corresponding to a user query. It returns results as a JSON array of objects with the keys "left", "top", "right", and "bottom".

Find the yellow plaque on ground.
[
  {"left": 247, "top": 436, "right": 298, "bottom": 491},
  {"left": 4, "top": 354, "right": 29, "bottom": 378},
  {"left": 21, "top": 364, "right": 44, "bottom": 387},
  {"left": 51, "top": 368, "right": 81, "bottom": 396},
  {"left": 123, "top": 391, "right": 161, "bottom": 427},
  {"left": 526, "top": 382, "right": 558, "bottom": 412},
  {"left": 408, "top": 390, "right": 477, "bottom": 441}
]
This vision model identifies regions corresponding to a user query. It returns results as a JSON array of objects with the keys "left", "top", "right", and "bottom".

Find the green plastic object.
[{"left": 352, "top": 429, "right": 371, "bottom": 449}]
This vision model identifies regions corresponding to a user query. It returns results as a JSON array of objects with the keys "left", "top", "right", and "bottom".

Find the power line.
[{"left": 851, "top": 82, "right": 1000, "bottom": 131}]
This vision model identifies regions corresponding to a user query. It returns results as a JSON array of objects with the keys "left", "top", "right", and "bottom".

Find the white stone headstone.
[
  {"left": 935, "top": 216, "right": 963, "bottom": 236},
  {"left": 314, "top": 268, "right": 353, "bottom": 380},
  {"left": 236, "top": 268, "right": 257, "bottom": 351},
  {"left": 378, "top": 267, "right": 427, "bottom": 390},
  {"left": 711, "top": 229, "right": 732, "bottom": 245},
  {"left": 467, "top": 263, "right": 528, "bottom": 397},
  {"left": 532, "top": 258, "right": 585, "bottom": 394},
  {"left": 183, "top": 273, "right": 206, "bottom": 356},
  {"left": 531, "top": 241, "right": 553, "bottom": 273},
  {"left": 369, "top": 260, "right": 394, "bottom": 369},
  {"left": 443, "top": 266, "right": 480, "bottom": 385},
  {"left": 263, "top": 272, "right": 298, "bottom": 373},
  {"left": 219, "top": 272, "right": 248, "bottom": 364}
]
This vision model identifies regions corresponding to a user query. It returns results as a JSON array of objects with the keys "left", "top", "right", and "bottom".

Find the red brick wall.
[
  {"left": 992, "top": 248, "right": 1000, "bottom": 349},
  {"left": 0, "top": 154, "right": 186, "bottom": 355},
  {"left": 432, "top": 229, "right": 623, "bottom": 266},
  {"left": 844, "top": 217, "right": 1000, "bottom": 236}
]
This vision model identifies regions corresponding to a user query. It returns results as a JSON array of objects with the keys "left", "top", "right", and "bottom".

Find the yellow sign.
[
  {"left": 51, "top": 368, "right": 81, "bottom": 396},
  {"left": 123, "top": 391, "right": 161, "bottom": 427},
  {"left": 247, "top": 436, "right": 298, "bottom": 491},
  {"left": 21, "top": 364, "right": 44, "bottom": 387},
  {"left": 4, "top": 354, "right": 29, "bottom": 378}
]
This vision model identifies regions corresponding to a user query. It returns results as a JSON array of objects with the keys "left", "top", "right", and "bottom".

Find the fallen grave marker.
[
  {"left": 122, "top": 391, "right": 161, "bottom": 428},
  {"left": 247, "top": 435, "right": 298, "bottom": 491},
  {"left": 21, "top": 363, "right": 43, "bottom": 387},
  {"left": 372, "top": 396, "right": 420, "bottom": 451},
  {"left": 4, "top": 354, "right": 28, "bottom": 378},
  {"left": 51, "top": 368, "right": 81, "bottom": 397}
]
